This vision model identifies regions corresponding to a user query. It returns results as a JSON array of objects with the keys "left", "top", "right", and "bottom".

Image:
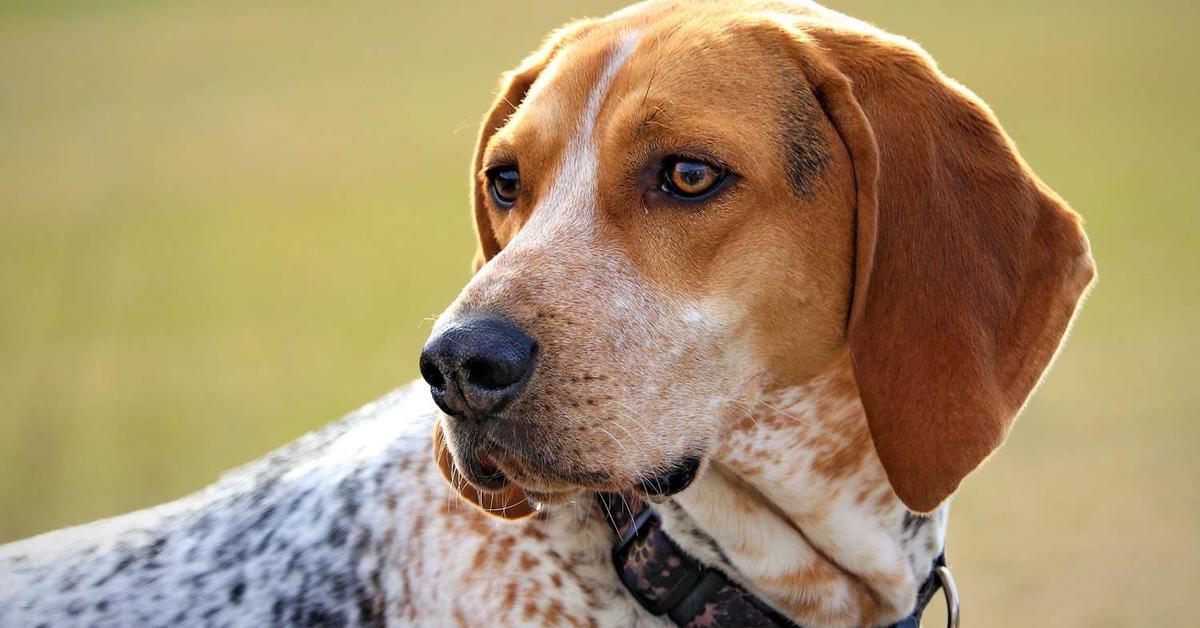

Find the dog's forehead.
[{"left": 501, "top": 13, "right": 798, "bottom": 152}]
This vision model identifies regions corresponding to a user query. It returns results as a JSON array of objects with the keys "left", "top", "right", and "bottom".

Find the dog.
[{"left": 0, "top": 1, "right": 1094, "bottom": 626}]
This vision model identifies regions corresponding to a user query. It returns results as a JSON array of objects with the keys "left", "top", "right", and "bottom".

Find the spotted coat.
[{"left": 0, "top": 375, "right": 944, "bottom": 627}]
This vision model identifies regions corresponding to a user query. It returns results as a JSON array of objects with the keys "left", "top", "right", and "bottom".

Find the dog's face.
[
  {"left": 423, "top": 0, "right": 1094, "bottom": 515},
  {"left": 426, "top": 9, "right": 855, "bottom": 505}
]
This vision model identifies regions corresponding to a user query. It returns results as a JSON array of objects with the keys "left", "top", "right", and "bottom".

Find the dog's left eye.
[
  {"left": 660, "top": 157, "right": 727, "bottom": 200},
  {"left": 487, "top": 167, "right": 521, "bottom": 208}
]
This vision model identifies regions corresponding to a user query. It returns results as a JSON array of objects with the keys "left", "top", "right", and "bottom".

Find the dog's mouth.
[
  {"left": 465, "top": 447, "right": 703, "bottom": 505},
  {"left": 473, "top": 452, "right": 510, "bottom": 490},
  {"left": 637, "top": 456, "right": 702, "bottom": 499},
  {"left": 471, "top": 448, "right": 593, "bottom": 496}
]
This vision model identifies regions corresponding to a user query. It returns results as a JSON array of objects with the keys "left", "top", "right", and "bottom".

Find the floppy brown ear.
[
  {"left": 432, "top": 416, "right": 535, "bottom": 520},
  {"left": 469, "top": 19, "right": 595, "bottom": 273},
  {"left": 793, "top": 18, "right": 1095, "bottom": 511}
]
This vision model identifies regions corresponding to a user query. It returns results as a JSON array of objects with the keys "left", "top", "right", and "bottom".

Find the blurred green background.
[{"left": 0, "top": 0, "right": 1195, "bottom": 625}]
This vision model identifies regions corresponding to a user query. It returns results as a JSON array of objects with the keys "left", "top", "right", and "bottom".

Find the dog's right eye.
[
  {"left": 659, "top": 157, "right": 728, "bottom": 202},
  {"left": 487, "top": 167, "right": 521, "bottom": 209}
]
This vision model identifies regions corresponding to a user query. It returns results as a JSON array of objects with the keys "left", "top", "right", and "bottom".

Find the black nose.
[{"left": 419, "top": 315, "right": 538, "bottom": 418}]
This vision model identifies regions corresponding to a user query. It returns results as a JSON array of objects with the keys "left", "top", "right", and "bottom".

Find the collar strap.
[{"left": 596, "top": 492, "right": 958, "bottom": 628}]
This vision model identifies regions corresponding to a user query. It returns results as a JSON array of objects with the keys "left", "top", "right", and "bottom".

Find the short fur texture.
[{"left": 0, "top": 1, "right": 1093, "bottom": 626}]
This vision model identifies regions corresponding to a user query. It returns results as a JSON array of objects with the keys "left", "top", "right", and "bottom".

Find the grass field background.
[{"left": 1, "top": 1, "right": 1196, "bottom": 625}]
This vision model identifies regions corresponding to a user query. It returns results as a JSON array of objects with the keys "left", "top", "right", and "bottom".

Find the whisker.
[
  {"left": 609, "top": 400, "right": 652, "bottom": 436},
  {"left": 596, "top": 426, "right": 629, "bottom": 457},
  {"left": 618, "top": 491, "right": 635, "bottom": 529},
  {"left": 609, "top": 421, "right": 639, "bottom": 447},
  {"left": 760, "top": 400, "right": 809, "bottom": 424}
]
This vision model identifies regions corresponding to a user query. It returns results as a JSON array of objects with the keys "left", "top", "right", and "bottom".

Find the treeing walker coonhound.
[{"left": 0, "top": 1, "right": 1094, "bottom": 626}]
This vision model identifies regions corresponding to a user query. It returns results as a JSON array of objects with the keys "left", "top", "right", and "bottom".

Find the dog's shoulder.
[{"left": 0, "top": 382, "right": 654, "bottom": 627}]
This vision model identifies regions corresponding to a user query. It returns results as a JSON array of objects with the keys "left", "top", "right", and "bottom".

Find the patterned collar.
[{"left": 596, "top": 492, "right": 958, "bottom": 627}]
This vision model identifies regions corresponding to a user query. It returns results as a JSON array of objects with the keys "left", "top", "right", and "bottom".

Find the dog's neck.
[{"left": 658, "top": 354, "right": 948, "bottom": 627}]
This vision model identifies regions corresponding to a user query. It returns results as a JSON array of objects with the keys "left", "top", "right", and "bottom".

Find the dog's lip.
[
  {"left": 477, "top": 452, "right": 504, "bottom": 479},
  {"left": 454, "top": 450, "right": 510, "bottom": 491},
  {"left": 462, "top": 439, "right": 703, "bottom": 499},
  {"left": 467, "top": 446, "right": 572, "bottom": 493},
  {"left": 491, "top": 458, "right": 579, "bottom": 493},
  {"left": 471, "top": 442, "right": 627, "bottom": 496}
]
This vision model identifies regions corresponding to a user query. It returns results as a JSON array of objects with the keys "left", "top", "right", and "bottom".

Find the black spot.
[
  {"left": 96, "top": 599, "right": 109, "bottom": 612},
  {"left": 193, "top": 513, "right": 214, "bottom": 536},
  {"left": 66, "top": 598, "right": 86, "bottom": 616},
  {"left": 189, "top": 572, "right": 211, "bottom": 589},
  {"left": 59, "top": 571, "right": 82, "bottom": 592},
  {"left": 351, "top": 528, "right": 372, "bottom": 556},
  {"left": 250, "top": 477, "right": 280, "bottom": 505},
  {"left": 902, "top": 512, "right": 930, "bottom": 540},
  {"left": 285, "top": 550, "right": 303, "bottom": 574},
  {"left": 335, "top": 476, "right": 363, "bottom": 519},
  {"left": 327, "top": 525, "right": 349, "bottom": 547},
  {"left": 93, "top": 554, "right": 136, "bottom": 587},
  {"left": 781, "top": 83, "right": 830, "bottom": 197},
  {"left": 254, "top": 529, "right": 277, "bottom": 555},
  {"left": 134, "top": 574, "right": 160, "bottom": 587},
  {"left": 229, "top": 580, "right": 246, "bottom": 604},
  {"left": 329, "top": 572, "right": 350, "bottom": 599},
  {"left": 356, "top": 570, "right": 385, "bottom": 628},
  {"left": 304, "top": 607, "right": 346, "bottom": 628},
  {"left": 251, "top": 504, "right": 278, "bottom": 528},
  {"left": 309, "top": 501, "right": 327, "bottom": 523}
]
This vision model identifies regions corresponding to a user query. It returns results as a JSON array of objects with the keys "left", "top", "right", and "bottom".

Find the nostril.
[
  {"left": 419, "top": 353, "right": 446, "bottom": 390},
  {"left": 462, "top": 357, "right": 516, "bottom": 391},
  {"left": 463, "top": 339, "right": 538, "bottom": 392}
]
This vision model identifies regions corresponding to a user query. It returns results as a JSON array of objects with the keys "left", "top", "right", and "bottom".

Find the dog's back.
[{"left": 0, "top": 383, "right": 433, "bottom": 628}]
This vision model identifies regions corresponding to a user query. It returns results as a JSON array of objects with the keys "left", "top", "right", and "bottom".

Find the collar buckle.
[
  {"left": 934, "top": 564, "right": 961, "bottom": 628},
  {"left": 611, "top": 500, "right": 656, "bottom": 551}
]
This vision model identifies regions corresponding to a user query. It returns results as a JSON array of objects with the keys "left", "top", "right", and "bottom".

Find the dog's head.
[{"left": 421, "top": 0, "right": 1094, "bottom": 516}]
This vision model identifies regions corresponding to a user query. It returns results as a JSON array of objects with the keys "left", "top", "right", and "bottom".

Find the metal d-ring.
[{"left": 934, "top": 564, "right": 960, "bottom": 627}]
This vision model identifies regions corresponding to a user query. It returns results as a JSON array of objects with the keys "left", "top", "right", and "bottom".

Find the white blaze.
[{"left": 512, "top": 30, "right": 641, "bottom": 246}]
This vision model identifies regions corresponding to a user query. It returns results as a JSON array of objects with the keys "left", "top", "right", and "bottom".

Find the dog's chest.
[{"left": 389, "top": 474, "right": 664, "bottom": 626}]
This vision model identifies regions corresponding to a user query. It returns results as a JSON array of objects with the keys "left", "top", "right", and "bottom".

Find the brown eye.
[
  {"left": 662, "top": 158, "right": 725, "bottom": 199},
  {"left": 488, "top": 167, "right": 520, "bottom": 208}
]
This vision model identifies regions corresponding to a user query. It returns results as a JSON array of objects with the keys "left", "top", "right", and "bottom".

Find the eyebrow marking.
[{"left": 783, "top": 85, "right": 830, "bottom": 198}]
